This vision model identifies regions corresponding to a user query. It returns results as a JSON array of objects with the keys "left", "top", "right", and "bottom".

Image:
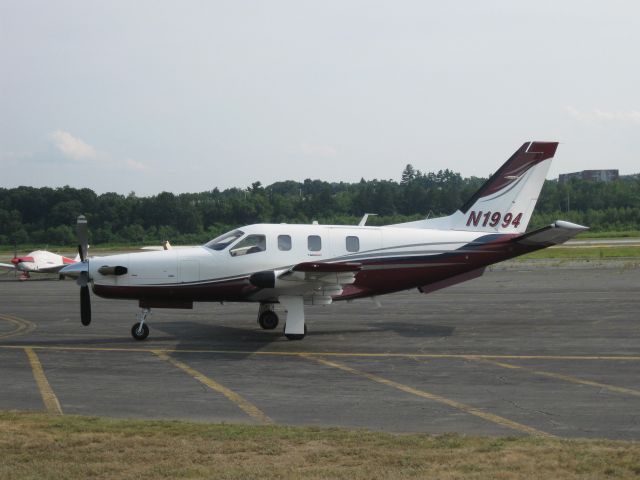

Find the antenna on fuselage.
[{"left": 358, "top": 213, "right": 378, "bottom": 226}]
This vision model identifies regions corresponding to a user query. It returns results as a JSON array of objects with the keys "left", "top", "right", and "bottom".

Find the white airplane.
[
  {"left": 0, "top": 250, "right": 79, "bottom": 280},
  {"left": 62, "top": 141, "right": 587, "bottom": 341}
]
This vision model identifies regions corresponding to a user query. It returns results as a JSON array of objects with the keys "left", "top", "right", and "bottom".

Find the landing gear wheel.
[
  {"left": 131, "top": 322, "right": 149, "bottom": 341},
  {"left": 258, "top": 311, "right": 279, "bottom": 330},
  {"left": 284, "top": 324, "right": 307, "bottom": 341}
]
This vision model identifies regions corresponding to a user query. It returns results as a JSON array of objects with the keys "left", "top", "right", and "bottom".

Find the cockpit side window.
[
  {"left": 230, "top": 234, "right": 266, "bottom": 257},
  {"left": 204, "top": 230, "right": 244, "bottom": 251}
]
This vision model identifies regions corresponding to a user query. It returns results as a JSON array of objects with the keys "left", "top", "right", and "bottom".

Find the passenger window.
[
  {"left": 307, "top": 235, "right": 321, "bottom": 252},
  {"left": 229, "top": 235, "right": 266, "bottom": 256},
  {"left": 346, "top": 236, "right": 360, "bottom": 252},
  {"left": 278, "top": 235, "right": 292, "bottom": 251}
]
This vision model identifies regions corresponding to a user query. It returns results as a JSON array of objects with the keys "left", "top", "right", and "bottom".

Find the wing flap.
[{"left": 291, "top": 262, "right": 361, "bottom": 273}]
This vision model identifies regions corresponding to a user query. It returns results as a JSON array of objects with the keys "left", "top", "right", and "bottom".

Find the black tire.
[
  {"left": 131, "top": 322, "right": 149, "bottom": 341},
  {"left": 284, "top": 324, "right": 307, "bottom": 341},
  {"left": 258, "top": 311, "right": 279, "bottom": 330}
]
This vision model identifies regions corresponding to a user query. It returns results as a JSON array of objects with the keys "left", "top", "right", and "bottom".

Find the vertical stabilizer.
[{"left": 393, "top": 141, "right": 557, "bottom": 234}]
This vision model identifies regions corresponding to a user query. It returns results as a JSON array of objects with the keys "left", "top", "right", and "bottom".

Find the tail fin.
[{"left": 393, "top": 141, "right": 557, "bottom": 234}]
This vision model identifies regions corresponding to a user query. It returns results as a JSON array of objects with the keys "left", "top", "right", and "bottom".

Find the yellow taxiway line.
[
  {"left": 24, "top": 347, "right": 62, "bottom": 415},
  {"left": 476, "top": 358, "right": 640, "bottom": 398},
  {"left": 0, "top": 314, "right": 36, "bottom": 340},
  {"left": 302, "top": 354, "right": 553, "bottom": 438},
  {"left": 1, "top": 345, "right": 639, "bottom": 361},
  {"left": 152, "top": 351, "right": 273, "bottom": 425}
]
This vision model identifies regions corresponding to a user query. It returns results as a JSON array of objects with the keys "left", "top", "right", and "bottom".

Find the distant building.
[{"left": 558, "top": 169, "right": 619, "bottom": 184}]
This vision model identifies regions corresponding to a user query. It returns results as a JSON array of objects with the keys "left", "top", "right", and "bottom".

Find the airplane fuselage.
[
  {"left": 60, "top": 141, "right": 588, "bottom": 341},
  {"left": 88, "top": 223, "right": 535, "bottom": 307}
]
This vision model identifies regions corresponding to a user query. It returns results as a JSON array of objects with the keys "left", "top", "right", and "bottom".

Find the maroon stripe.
[{"left": 459, "top": 141, "right": 558, "bottom": 213}]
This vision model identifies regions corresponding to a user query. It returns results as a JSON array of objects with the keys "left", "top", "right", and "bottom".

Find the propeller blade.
[
  {"left": 80, "top": 285, "right": 91, "bottom": 326},
  {"left": 74, "top": 215, "right": 91, "bottom": 326},
  {"left": 76, "top": 215, "right": 88, "bottom": 262}
]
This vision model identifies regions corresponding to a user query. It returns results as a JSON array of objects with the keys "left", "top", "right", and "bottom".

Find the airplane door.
[{"left": 179, "top": 260, "right": 200, "bottom": 283}]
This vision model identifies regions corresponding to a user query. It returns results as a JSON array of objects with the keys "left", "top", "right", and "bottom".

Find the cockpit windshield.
[{"left": 204, "top": 229, "right": 244, "bottom": 251}]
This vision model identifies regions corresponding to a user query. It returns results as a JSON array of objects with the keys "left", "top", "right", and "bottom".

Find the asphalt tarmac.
[{"left": 1, "top": 260, "right": 639, "bottom": 439}]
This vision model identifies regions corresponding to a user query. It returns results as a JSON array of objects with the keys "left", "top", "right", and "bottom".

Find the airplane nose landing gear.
[{"left": 131, "top": 308, "right": 151, "bottom": 341}]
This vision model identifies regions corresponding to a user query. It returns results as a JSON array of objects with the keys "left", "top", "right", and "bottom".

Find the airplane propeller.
[
  {"left": 12, "top": 243, "right": 18, "bottom": 277},
  {"left": 76, "top": 215, "right": 91, "bottom": 326}
]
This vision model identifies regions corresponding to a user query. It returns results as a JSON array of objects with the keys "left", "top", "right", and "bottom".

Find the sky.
[{"left": 1, "top": 0, "right": 639, "bottom": 196}]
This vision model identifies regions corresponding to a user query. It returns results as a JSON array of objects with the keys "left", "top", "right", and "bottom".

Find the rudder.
[
  {"left": 444, "top": 141, "right": 557, "bottom": 234},
  {"left": 391, "top": 141, "right": 558, "bottom": 234}
]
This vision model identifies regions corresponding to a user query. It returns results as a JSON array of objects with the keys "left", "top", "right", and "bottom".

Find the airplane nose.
[
  {"left": 12, "top": 256, "right": 34, "bottom": 265},
  {"left": 60, "top": 261, "right": 89, "bottom": 279}
]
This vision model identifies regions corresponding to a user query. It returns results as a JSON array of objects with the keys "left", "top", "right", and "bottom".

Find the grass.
[
  {"left": 520, "top": 245, "right": 640, "bottom": 260},
  {"left": 575, "top": 230, "right": 640, "bottom": 239},
  {"left": 1, "top": 411, "right": 640, "bottom": 479}
]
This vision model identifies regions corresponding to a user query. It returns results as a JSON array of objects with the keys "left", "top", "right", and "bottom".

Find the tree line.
[{"left": 1, "top": 165, "right": 639, "bottom": 247}]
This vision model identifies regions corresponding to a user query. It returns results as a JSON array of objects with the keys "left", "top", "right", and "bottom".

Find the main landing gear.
[
  {"left": 279, "top": 296, "right": 306, "bottom": 341},
  {"left": 284, "top": 324, "right": 307, "bottom": 341},
  {"left": 257, "top": 297, "right": 307, "bottom": 340},
  {"left": 131, "top": 308, "right": 151, "bottom": 341},
  {"left": 257, "top": 303, "right": 279, "bottom": 330}
]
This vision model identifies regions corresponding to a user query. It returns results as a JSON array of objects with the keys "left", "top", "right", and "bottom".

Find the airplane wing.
[
  {"left": 514, "top": 220, "right": 588, "bottom": 246},
  {"left": 0, "top": 263, "right": 16, "bottom": 270},
  {"left": 249, "top": 262, "right": 361, "bottom": 303},
  {"left": 36, "top": 265, "right": 68, "bottom": 274},
  {"left": 287, "top": 261, "right": 361, "bottom": 275}
]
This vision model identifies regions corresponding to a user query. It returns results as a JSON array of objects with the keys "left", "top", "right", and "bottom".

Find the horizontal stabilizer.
[{"left": 514, "top": 220, "right": 588, "bottom": 246}]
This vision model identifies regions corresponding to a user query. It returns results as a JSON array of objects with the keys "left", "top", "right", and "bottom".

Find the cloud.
[
  {"left": 48, "top": 130, "right": 148, "bottom": 171},
  {"left": 566, "top": 106, "right": 640, "bottom": 123},
  {"left": 49, "top": 130, "right": 100, "bottom": 161}
]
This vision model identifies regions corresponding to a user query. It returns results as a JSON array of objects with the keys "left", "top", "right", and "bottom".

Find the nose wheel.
[
  {"left": 131, "top": 322, "right": 149, "bottom": 341},
  {"left": 131, "top": 308, "right": 151, "bottom": 341}
]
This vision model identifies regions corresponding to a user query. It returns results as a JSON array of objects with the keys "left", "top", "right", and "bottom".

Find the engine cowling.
[{"left": 249, "top": 270, "right": 276, "bottom": 288}]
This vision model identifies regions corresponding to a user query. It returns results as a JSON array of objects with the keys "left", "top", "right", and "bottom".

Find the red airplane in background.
[{"left": 0, "top": 250, "right": 79, "bottom": 280}]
